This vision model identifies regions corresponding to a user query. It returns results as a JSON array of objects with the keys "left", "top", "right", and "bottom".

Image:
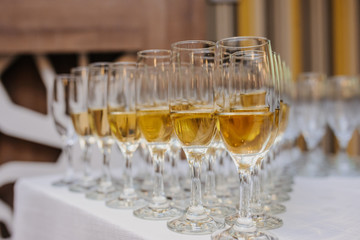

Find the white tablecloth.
[{"left": 12, "top": 175, "right": 360, "bottom": 240}]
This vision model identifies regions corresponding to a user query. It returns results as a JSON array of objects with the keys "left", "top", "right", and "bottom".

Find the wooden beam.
[{"left": 0, "top": 0, "right": 207, "bottom": 53}]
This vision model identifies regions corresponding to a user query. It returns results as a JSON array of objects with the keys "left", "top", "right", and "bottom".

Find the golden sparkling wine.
[
  {"left": 218, "top": 111, "right": 274, "bottom": 155},
  {"left": 88, "top": 108, "right": 112, "bottom": 137},
  {"left": 264, "top": 108, "right": 279, "bottom": 150},
  {"left": 279, "top": 101, "right": 289, "bottom": 135},
  {"left": 108, "top": 111, "right": 140, "bottom": 143},
  {"left": 207, "top": 131, "right": 222, "bottom": 155},
  {"left": 171, "top": 111, "right": 216, "bottom": 147},
  {"left": 230, "top": 106, "right": 269, "bottom": 113},
  {"left": 71, "top": 111, "right": 92, "bottom": 136},
  {"left": 240, "top": 91, "right": 267, "bottom": 107},
  {"left": 137, "top": 108, "right": 173, "bottom": 143}
]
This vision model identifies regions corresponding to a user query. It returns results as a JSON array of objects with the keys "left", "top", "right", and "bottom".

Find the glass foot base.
[
  {"left": 220, "top": 196, "right": 239, "bottom": 209},
  {"left": 252, "top": 214, "right": 283, "bottom": 230},
  {"left": 274, "top": 184, "right": 292, "bottom": 193},
  {"left": 52, "top": 178, "right": 75, "bottom": 187},
  {"left": 69, "top": 180, "right": 96, "bottom": 193},
  {"left": 170, "top": 198, "right": 190, "bottom": 211},
  {"left": 133, "top": 203, "right": 182, "bottom": 220},
  {"left": 206, "top": 205, "right": 237, "bottom": 220},
  {"left": 167, "top": 213, "right": 223, "bottom": 235},
  {"left": 264, "top": 203, "right": 286, "bottom": 215},
  {"left": 106, "top": 196, "right": 147, "bottom": 209},
  {"left": 225, "top": 213, "right": 282, "bottom": 230},
  {"left": 211, "top": 226, "right": 278, "bottom": 240},
  {"left": 271, "top": 192, "right": 290, "bottom": 202},
  {"left": 85, "top": 186, "right": 117, "bottom": 201},
  {"left": 140, "top": 179, "right": 153, "bottom": 192}
]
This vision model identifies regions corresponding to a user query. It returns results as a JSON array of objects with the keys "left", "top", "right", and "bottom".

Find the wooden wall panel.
[{"left": 0, "top": 0, "right": 207, "bottom": 53}]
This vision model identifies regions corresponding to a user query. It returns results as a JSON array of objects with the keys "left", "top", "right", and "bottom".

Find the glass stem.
[
  {"left": 152, "top": 150, "right": 167, "bottom": 205},
  {"left": 250, "top": 165, "right": 264, "bottom": 217},
  {"left": 204, "top": 153, "right": 217, "bottom": 201},
  {"left": 101, "top": 147, "right": 112, "bottom": 184},
  {"left": 64, "top": 144, "right": 74, "bottom": 182},
  {"left": 266, "top": 150, "right": 275, "bottom": 191},
  {"left": 169, "top": 151, "right": 181, "bottom": 192},
  {"left": 216, "top": 151, "right": 227, "bottom": 193},
  {"left": 123, "top": 153, "right": 134, "bottom": 192},
  {"left": 186, "top": 153, "right": 206, "bottom": 219},
  {"left": 235, "top": 169, "right": 256, "bottom": 232},
  {"left": 83, "top": 142, "right": 92, "bottom": 178},
  {"left": 337, "top": 147, "right": 351, "bottom": 175},
  {"left": 261, "top": 158, "right": 271, "bottom": 205}
]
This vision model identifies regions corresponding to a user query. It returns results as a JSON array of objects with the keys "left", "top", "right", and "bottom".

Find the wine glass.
[
  {"left": 325, "top": 76, "right": 360, "bottom": 175},
  {"left": 86, "top": 62, "right": 117, "bottom": 200},
  {"left": 212, "top": 37, "right": 278, "bottom": 240},
  {"left": 215, "top": 38, "right": 282, "bottom": 227},
  {"left": 242, "top": 51, "right": 284, "bottom": 230},
  {"left": 133, "top": 50, "right": 182, "bottom": 220},
  {"left": 260, "top": 53, "right": 290, "bottom": 214},
  {"left": 106, "top": 61, "right": 146, "bottom": 208},
  {"left": 295, "top": 72, "right": 328, "bottom": 177},
  {"left": 273, "top": 55, "right": 295, "bottom": 189},
  {"left": 51, "top": 74, "right": 78, "bottom": 187},
  {"left": 167, "top": 40, "right": 224, "bottom": 234},
  {"left": 68, "top": 66, "right": 97, "bottom": 193}
]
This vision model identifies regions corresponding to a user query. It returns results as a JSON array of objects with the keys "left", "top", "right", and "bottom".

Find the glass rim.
[
  {"left": 71, "top": 66, "right": 88, "bottom": 73},
  {"left": 273, "top": 51, "right": 281, "bottom": 57},
  {"left": 231, "top": 50, "right": 267, "bottom": 60},
  {"left": 216, "top": 36, "right": 270, "bottom": 50},
  {"left": 297, "top": 72, "right": 326, "bottom": 81},
  {"left": 110, "top": 61, "right": 137, "bottom": 69},
  {"left": 171, "top": 40, "right": 216, "bottom": 51},
  {"left": 88, "top": 62, "right": 111, "bottom": 69},
  {"left": 55, "top": 74, "right": 75, "bottom": 80},
  {"left": 137, "top": 49, "right": 171, "bottom": 59},
  {"left": 327, "top": 75, "right": 359, "bottom": 82}
]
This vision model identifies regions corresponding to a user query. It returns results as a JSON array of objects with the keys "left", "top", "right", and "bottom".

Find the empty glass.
[
  {"left": 51, "top": 74, "right": 78, "bottom": 187},
  {"left": 295, "top": 72, "right": 328, "bottom": 177},
  {"left": 325, "top": 76, "right": 360, "bottom": 175}
]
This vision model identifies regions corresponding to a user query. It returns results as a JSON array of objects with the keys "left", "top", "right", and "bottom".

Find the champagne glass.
[
  {"left": 133, "top": 50, "right": 182, "bottom": 220},
  {"left": 295, "top": 72, "right": 327, "bottom": 177},
  {"left": 260, "top": 53, "right": 289, "bottom": 214},
  {"left": 86, "top": 62, "right": 117, "bottom": 200},
  {"left": 106, "top": 62, "right": 146, "bottom": 208},
  {"left": 168, "top": 40, "right": 223, "bottom": 234},
  {"left": 212, "top": 37, "right": 278, "bottom": 240},
  {"left": 296, "top": 73, "right": 326, "bottom": 150},
  {"left": 273, "top": 56, "right": 294, "bottom": 189},
  {"left": 68, "top": 66, "right": 97, "bottom": 193},
  {"left": 325, "top": 76, "right": 360, "bottom": 175},
  {"left": 51, "top": 74, "right": 78, "bottom": 187},
  {"left": 224, "top": 51, "right": 282, "bottom": 230}
]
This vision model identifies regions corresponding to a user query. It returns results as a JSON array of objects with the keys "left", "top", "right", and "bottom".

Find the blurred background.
[{"left": 0, "top": 0, "right": 359, "bottom": 238}]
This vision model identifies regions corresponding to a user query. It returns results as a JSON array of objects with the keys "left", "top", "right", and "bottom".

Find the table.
[{"left": 12, "top": 175, "right": 360, "bottom": 240}]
